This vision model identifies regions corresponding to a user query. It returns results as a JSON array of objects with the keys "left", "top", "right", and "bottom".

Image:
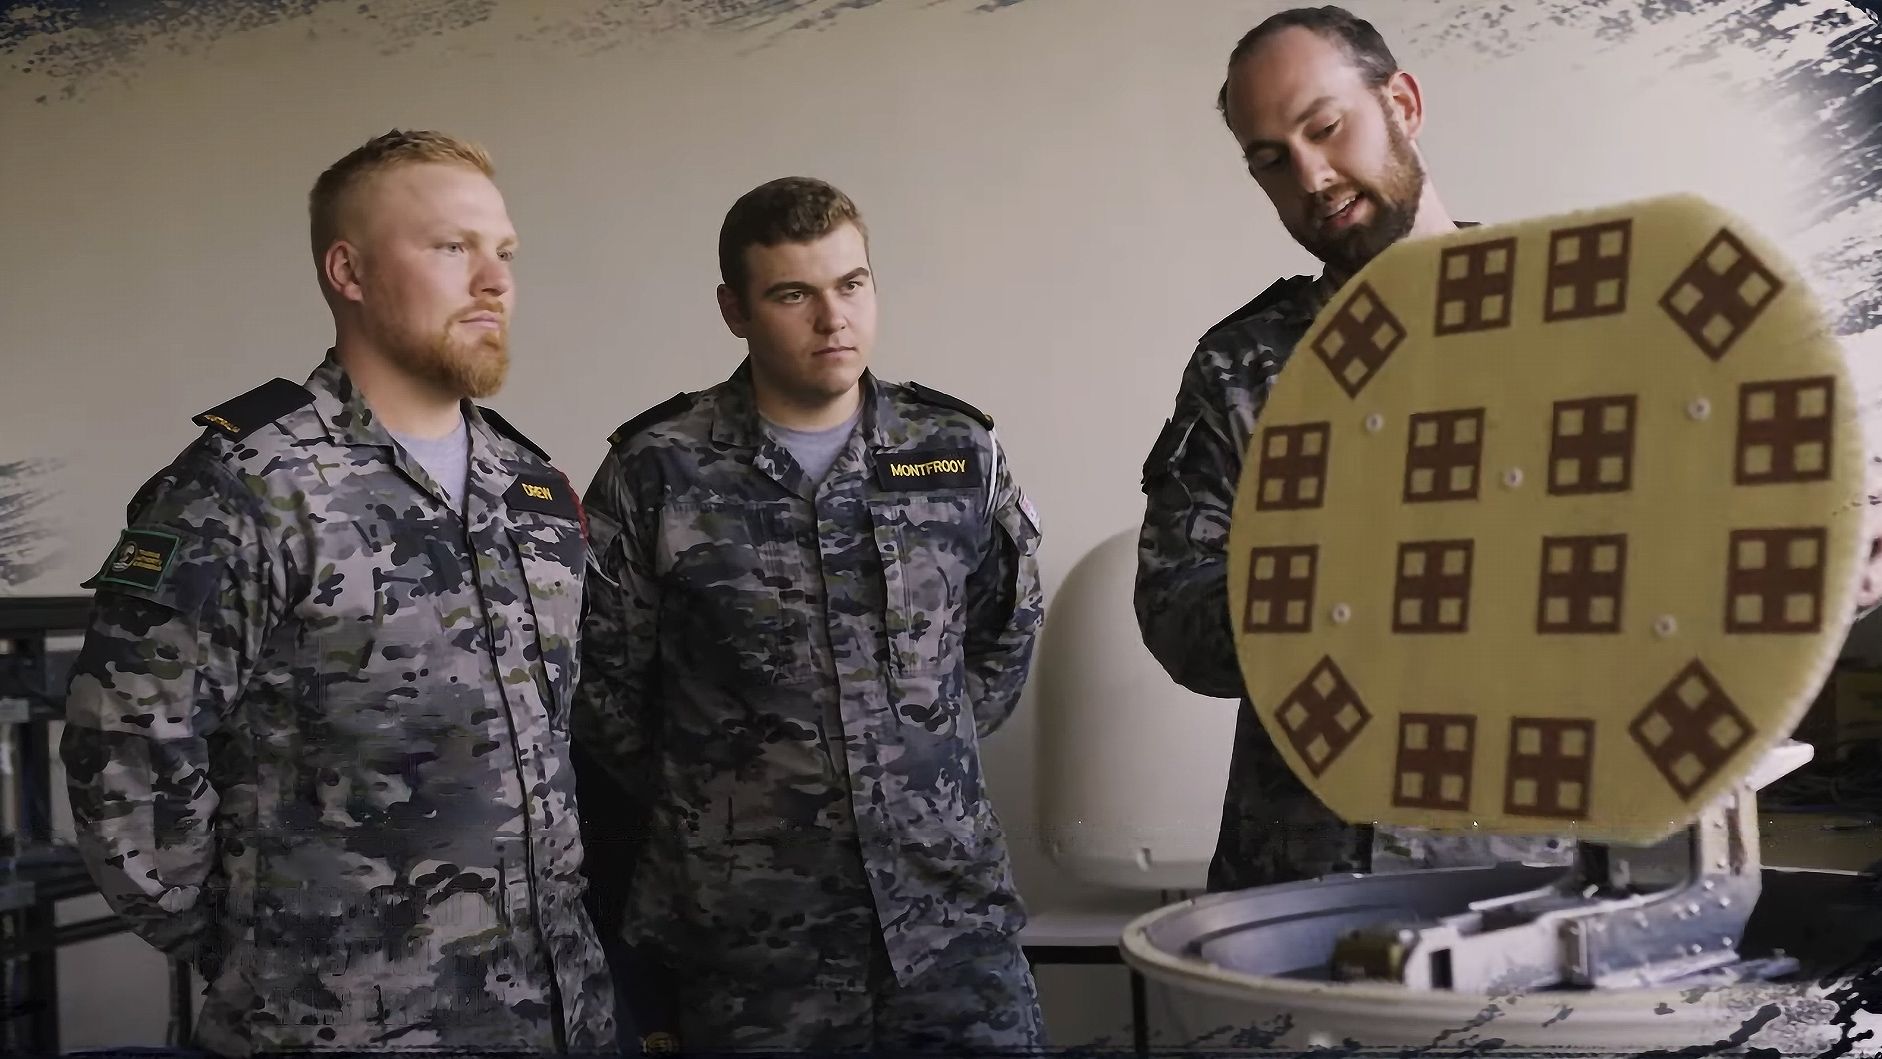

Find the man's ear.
[
  {"left": 717, "top": 283, "right": 749, "bottom": 339},
  {"left": 323, "top": 241, "right": 366, "bottom": 304},
  {"left": 1383, "top": 69, "right": 1425, "bottom": 140}
]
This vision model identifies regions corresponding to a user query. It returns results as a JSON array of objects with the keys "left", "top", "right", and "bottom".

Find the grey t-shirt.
[
  {"left": 390, "top": 414, "right": 471, "bottom": 509},
  {"left": 763, "top": 405, "right": 863, "bottom": 485}
]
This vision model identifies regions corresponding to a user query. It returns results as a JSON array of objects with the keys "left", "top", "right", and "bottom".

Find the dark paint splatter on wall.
[
  {"left": 1819, "top": 923, "right": 1882, "bottom": 1058},
  {"left": 1628, "top": 1003, "right": 1787, "bottom": 1056},
  {"left": 0, "top": 0, "right": 938, "bottom": 97},
  {"left": 0, "top": 0, "right": 864, "bottom": 52},
  {"left": 0, "top": 0, "right": 324, "bottom": 49},
  {"left": 0, "top": 458, "right": 65, "bottom": 589},
  {"left": 1777, "top": 6, "right": 1882, "bottom": 338},
  {"left": 1, "top": 0, "right": 1879, "bottom": 1048},
  {"left": 4, "top": 0, "right": 326, "bottom": 97},
  {"left": 1386, "top": 9, "right": 1882, "bottom": 1058},
  {"left": 8, "top": 3, "right": 1871, "bottom": 334},
  {"left": 1405, "top": 0, "right": 1881, "bottom": 340}
]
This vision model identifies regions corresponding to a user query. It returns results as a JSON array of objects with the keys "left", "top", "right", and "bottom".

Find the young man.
[
  {"left": 573, "top": 177, "right": 1045, "bottom": 1052},
  {"left": 1134, "top": 7, "right": 1576, "bottom": 889},
  {"left": 60, "top": 130, "right": 617, "bottom": 1056}
]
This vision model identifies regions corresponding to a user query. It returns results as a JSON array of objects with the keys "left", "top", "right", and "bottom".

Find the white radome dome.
[{"left": 1033, "top": 528, "right": 1240, "bottom": 891}]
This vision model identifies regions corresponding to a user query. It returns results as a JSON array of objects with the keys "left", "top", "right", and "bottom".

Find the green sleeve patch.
[{"left": 91, "top": 529, "right": 182, "bottom": 591}]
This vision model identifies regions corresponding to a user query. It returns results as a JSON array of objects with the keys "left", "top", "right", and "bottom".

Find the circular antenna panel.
[{"left": 1227, "top": 194, "right": 1864, "bottom": 846}]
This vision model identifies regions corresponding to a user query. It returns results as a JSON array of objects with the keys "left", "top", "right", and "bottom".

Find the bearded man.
[
  {"left": 59, "top": 128, "right": 618, "bottom": 1057},
  {"left": 1133, "top": 7, "right": 1576, "bottom": 890}
]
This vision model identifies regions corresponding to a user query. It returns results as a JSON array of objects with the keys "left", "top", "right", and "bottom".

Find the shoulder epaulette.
[
  {"left": 1202, "top": 276, "right": 1313, "bottom": 339},
  {"left": 192, "top": 378, "right": 314, "bottom": 441},
  {"left": 905, "top": 381, "right": 994, "bottom": 430},
  {"left": 477, "top": 405, "right": 551, "bottom": 463},
  {"left": 609, "top": 392, "right": 694, "bottom": 447}
]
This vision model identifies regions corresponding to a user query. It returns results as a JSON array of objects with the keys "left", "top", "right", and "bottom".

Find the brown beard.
[
  {"left": 1298, "top": 105, "right": 1427, "bottom": 279},
  {"left": 381, "top": 312, "right": 510, "bottom": 399}
]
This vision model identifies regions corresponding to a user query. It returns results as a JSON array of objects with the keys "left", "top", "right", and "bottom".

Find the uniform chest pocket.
[
  {"left": 656, "top": 501, "right": 817, "bottom": 686},
  {"left": 305, "top": 520, "right": 457, "bottom": 667},
  {"left": 508, "top": 513, "right": 586, "bottom": 724},
  {"left": 288, "top": 519, "right": 465, "bottom": 780},
  {"left": 868, "top": 495, "right": 978, "bottom": 678}
]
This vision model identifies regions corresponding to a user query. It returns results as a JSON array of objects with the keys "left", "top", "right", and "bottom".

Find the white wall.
[{"left": 4, "top": 0, "right": 1877, "bottom": 1047}]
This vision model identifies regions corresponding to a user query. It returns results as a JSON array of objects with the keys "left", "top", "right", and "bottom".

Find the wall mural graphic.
[
  {"left": 0, "top": 458, "right": 64, "bottom": 591},
  {"left": 2, "top": 0, "right": 1879, "bottom": 1046},
  {"left": 1, "top": 0, "right": 1013, "bottom": 101},
  {"left": 1410, "top": 0, "right": 1881, "bottom": 344},
  {"left": 5, "top": 0, "right": 1874, "bottom": 338}
]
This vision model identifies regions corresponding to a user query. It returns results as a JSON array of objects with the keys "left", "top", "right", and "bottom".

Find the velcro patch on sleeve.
[
  {"left": 505, "top": 474, "right": 581, "bottom": 520},
  {"left": 94, "top": 529, "right": 181, "bottom": 591},
  {"left": 874, "top": 448, "right": 982, "bottom": 490},
  {"left": 1018, "top": 490, "right": 1042, "bottom": 535}
]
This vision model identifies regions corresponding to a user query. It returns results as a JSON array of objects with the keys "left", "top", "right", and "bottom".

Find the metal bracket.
[{"left": 1330, "top": 742, "right": 1809, "bottom": 991}]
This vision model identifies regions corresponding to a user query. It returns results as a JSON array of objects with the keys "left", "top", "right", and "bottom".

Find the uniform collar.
[
  {"left": 306, "top": 349, "right": 396, "bottom": 450},
  {"left": 709, "top": 358, "right": 893, "bottom": 451},
  {"left": 1298, "top": 273, "right": 1339, "bottom": 322},
  {"left": 306, "top": 350, "right": 508, "bottom": 447},
  {"left": 303, "top": 349, "right": 517, "bottom": 509}
]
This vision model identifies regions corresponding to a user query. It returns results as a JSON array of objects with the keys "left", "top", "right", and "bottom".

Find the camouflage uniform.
[
  {"left": 572, "top": 362, "right": 1045, "bottom": 1052},
  {"left": 1135, "top": 270, "right": 1574, "bottom": 892},
  {"left": 60, "top": 352, "right": 618, "bottom": 1057}
]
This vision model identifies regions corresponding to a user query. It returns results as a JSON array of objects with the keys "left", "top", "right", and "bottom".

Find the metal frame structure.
[{"left": 0, "top": 595, "right": 193, "bottom": 1054}]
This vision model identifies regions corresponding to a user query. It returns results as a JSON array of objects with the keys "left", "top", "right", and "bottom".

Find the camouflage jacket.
[
  {"left": 1135, "top": 272, "right": 1573, "bottom": 889},
  {"left": 572, "top": 363, "right": 1043, "bottom": 991},
  {"left": 60, "top": 353, "right": 617, "bottom": 1056}
]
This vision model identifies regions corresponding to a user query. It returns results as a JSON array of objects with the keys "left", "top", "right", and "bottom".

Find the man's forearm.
[
  {"left": 61, "top": 722, "right": 217, "bottom": 962},
  {"left": 1135, "top": 559, "right": 1245, "bottom": 699}
]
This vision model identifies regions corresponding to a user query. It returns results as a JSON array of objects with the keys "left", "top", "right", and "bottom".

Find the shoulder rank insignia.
[
  {"left": 609, "top": 392, "right": 694, "bottom": 447},
  {"left": 477, "top": 405, "right": 551, "bottom": 463},
  {"left": 906, "top": 381, "right": 994, "bottom": 430},
  {"left": 192, "top": 378, "right": 314, "bottom": 441}
]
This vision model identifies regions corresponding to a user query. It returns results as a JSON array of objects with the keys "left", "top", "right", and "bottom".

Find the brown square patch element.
[
  {"left": 1549, "top": 395, "right": 1637, "bottom": 496},
  {"left": 1737, "top": 376, "right": 1835, "bottom": 486},
  {"left": 1544, "top": 219, "right": 1632, "bottom": 322},
  {"left": 1436, "top": 238, "right": 1517, "bottom": 335},
  {"left": 1404, "top": 408, "right": 1486, "bottom": 504},
  {"left": 1255, "top": 422, "right": 1332, "bottom": 511},
  {"left": 1312, "top": 282, "right": 1406, "bottom": 398},
  {"left": 1243, "top": 545, "right": 1318, "bottom": 633},
  {"left": 1275, "top": 657, "right": 1373, "bottom": 778},
  {"left": 1537, "top": 534, "right": 1627, "bottom": 634},
  {"left": 1394, "top": 539, "right": 1474, "bottom": 634},
  {"left": 1660, "top": 228, "right": 1784, "bottom": 361},
  {"left": 1393, "top": 713, "right": 1476, "bottom": 811},
  {"left": 1725, "top": 527, "right": 1827, "bottom": 634},
  {"left": 1505, "top": 718, "right": 1595, "bottom": 820},
  {"left": 1629, "top": 661, "right": 1755, "bottom": 800}
]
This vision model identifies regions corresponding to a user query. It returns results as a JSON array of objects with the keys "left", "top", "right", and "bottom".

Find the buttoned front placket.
[
  {"left": 818, "top": 417, "right": 897, "bottom": 894},
  {"left": 733, "top": 387, "right": 918, "bottom": 985},
  {"left": 458, "top": 424, "right": 571, "bottom": 1052},
  {"left": 803, "top": 393, "right": 951, "bottom": 985}
]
